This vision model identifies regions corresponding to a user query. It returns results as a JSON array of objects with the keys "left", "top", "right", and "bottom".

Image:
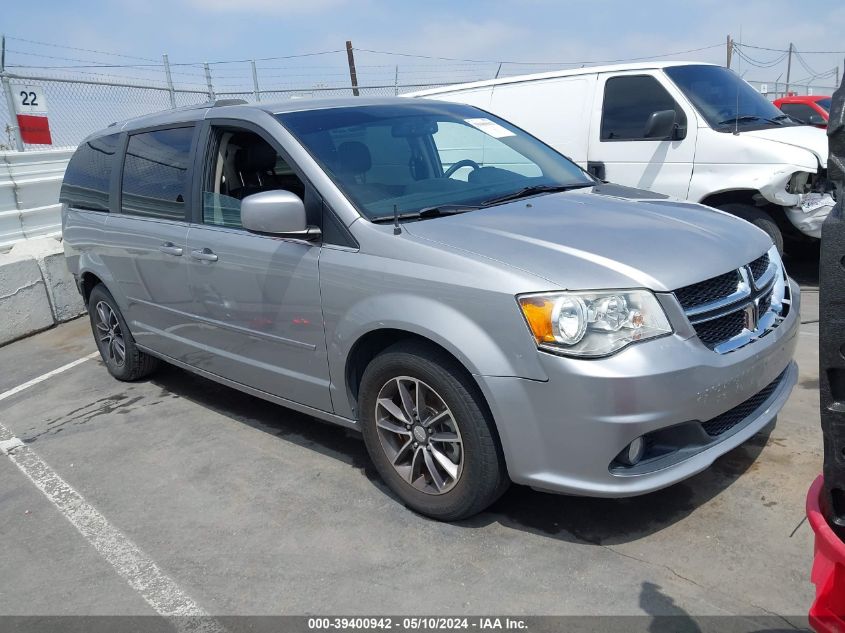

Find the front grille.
[
  {"left": 701, "top": 370, "right": 786, "bottom": 437},
  {"left": 675, "top": 269, "right": 741, "bottom": 311},
  {"left": 748, "top": 253, "right": 770, "bottom": 282},
  {"left": 673, "top": 250, "right": 786, "bottom": 352},
  {"left": 693, "top": 311, "right": 746, "bottom": 349}
]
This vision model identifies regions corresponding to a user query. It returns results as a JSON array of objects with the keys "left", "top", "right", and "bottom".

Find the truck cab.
[{"left": 411, "top": 62, "right": 835, "bottom": 255}]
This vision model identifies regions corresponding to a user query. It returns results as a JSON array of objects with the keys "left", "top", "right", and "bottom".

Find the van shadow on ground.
[{"left": 150, "top": 364, "right": 772, "bottom": 548}]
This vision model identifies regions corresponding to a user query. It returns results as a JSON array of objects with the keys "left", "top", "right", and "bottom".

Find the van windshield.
[
  {"left": 277, "top": 102, "right": 593, "bottom": 221},
  {"left": 664, "top": 65, "right": 795, "bottom": 131}
]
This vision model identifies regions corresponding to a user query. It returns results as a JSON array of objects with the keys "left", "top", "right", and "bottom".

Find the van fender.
[
  {"left": 327, "top": 292, "right": 547, "bottom": 419},
  {"left": 76, "top": 252, "right": 121, "bottom": 308}
]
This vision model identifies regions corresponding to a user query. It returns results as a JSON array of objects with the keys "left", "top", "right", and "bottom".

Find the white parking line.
[
  {"left": 0, "top": 351, "right": 100, "bottom": 403},
  {"left": 0, "top": 357, "right": 226, "bottom": 632}
]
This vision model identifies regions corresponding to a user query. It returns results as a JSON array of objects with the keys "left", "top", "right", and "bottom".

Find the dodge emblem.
[{"left": 744, "top": 304, "right": 758, "bottom": 331}]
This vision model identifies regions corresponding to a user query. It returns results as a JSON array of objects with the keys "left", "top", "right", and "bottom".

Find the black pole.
[{"left": 820, "top": 69, "right": 845, "bottom": 539}]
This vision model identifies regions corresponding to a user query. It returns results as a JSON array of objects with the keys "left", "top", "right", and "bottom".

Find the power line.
[
  {"left": 352, "top": 43, "right": 723, "bottom": 65},
  {"left": 732, "top": 45, "right": 789, "bottom": 68},
  {"left": 204, "top": 50, "right": 345, "bottom": 66},
  {"left": 739, "top": 43, "right": 845, "bottom": 54},
  {"left": 793, "top": 49, "right": 827, "bottom": 79},
  {"left": 4, "top": 35, "right": 159, "bottom": 62},
  {"left": 3, "top": 46, "right": 346, "bottom": 69},
  {"left": 5, "top": 48, "right": 166, "bottom": 69}
]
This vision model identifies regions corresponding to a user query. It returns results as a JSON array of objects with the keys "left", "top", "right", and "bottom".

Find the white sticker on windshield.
[{"left": 464, "top": 117, "right": 515, "bottom": 138}]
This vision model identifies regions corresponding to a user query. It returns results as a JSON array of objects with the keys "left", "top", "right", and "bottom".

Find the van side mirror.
[
  {"left": 241, "top": 191, "right": 321, "bottom": 241},
  {"left": 644, "top": 109, "right": 685, "bottom": 140}
]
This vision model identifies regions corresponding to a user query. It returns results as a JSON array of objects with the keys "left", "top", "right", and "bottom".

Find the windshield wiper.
[
  {"left": 369, "top": 204, "right": 480, "bottom": 224},
  {"left": 717, "top": 115, "right": 762, "bottom": 126},
  {"left": 770, "top": 114, "right": 797, "bottom": 125},
  {"left": 418, "top": 204, "right": 481, "bottom": 218},
  {"left": 481, "top": 183, "right": 593, "bottom": 207}
]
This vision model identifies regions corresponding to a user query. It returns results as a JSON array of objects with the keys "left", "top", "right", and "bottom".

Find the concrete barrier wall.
[
  {"left": 0, "top": 149, "right": 73, "bottom": 252},
  {"left": 0, "top": 236, "right": 87, "bottom": 346},
  {"left": 0, "top": 149, "right": 83, "bottom": 346}
]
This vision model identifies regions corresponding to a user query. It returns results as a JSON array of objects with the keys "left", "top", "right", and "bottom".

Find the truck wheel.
[
  {"left": 716, "top": 203, "right": 784, "bottom": 255},
  {"left": 358, "top": 342, "right": 509, "bottom": 521},
  {"left": 88, "top": 284, "right": 159, "bottom": 381}
]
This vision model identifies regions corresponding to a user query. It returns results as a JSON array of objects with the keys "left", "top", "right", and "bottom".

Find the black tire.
[
  {"left": 88, "top": 284, "right": 159, "bottom": 381},
  {"left": 716, "top": 203, "right": 784, "bottom": 255},
  {"left": 359, "top": 342, "right": 509, "bottom": 521}
]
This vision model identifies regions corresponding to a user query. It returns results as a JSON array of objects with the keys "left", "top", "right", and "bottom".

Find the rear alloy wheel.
[
  {"left": 359, "top": 342, "right": 508, "bottom": 520},
  {"left": 94, "top": 300, "right": 126, "bottom": 368},
  {"left": 88, "top": 284, "right": 159, "bottom": 381}
]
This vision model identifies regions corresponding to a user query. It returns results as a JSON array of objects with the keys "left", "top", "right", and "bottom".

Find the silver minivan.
[{"left": 62, "top": 97, "right": 799, "bottom": 520}]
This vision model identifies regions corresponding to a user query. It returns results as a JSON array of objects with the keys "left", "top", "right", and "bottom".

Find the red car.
[{"left": 774, "top": 95, "right": 831, "bottom": 127}]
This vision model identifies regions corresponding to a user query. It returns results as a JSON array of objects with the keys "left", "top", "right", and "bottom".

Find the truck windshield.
[
  {"left": 277, "top": 102, "right": 593, "bottom": 221},
  {"left": 664, "top": 65, "right": 795, "bottom": 131}
]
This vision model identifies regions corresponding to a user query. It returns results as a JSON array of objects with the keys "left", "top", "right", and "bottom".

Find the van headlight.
[{"left": 518, "top": 290, "right": 673, "bottom": 358}]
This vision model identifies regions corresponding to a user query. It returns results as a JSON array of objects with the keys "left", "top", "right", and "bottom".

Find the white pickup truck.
[{"left": 411, "top": 62, "right": 833, "bottom": 254}]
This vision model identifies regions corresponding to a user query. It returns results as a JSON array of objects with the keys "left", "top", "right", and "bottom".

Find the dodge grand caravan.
[{"left": 61, "top": 98, "right": 799, "bottom": 520}]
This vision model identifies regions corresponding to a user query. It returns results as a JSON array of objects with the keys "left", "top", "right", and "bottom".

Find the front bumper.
[{"left": 477, "top": 279, "right": 800, "bottom": 497}]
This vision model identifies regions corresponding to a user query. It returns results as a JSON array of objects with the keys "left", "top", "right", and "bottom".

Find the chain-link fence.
[
  {"left": 746, "top": 79, "right": 838, "bottom": 101},
  {"left": 0, "top": 73, "right": 208, "bottom": 149},
  {"left": 0, "top": 64, "right": 460, "bottom": 150}
]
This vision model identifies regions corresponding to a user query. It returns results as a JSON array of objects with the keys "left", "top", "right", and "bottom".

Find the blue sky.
[{"left": 3, "top": 0, "right": 844, "bottom": 92}]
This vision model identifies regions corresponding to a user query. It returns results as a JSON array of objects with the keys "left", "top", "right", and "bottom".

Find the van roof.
[
  {"left": 85, "top": 96, "right": 443, "bottom": 141},
  {"left": 408, "top": 61, "right": 720, "bottom": 97}
]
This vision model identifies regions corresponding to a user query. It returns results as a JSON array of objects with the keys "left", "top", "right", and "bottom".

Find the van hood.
[
  {"left": 741, "top": 125, "right": 828, "bottom": 166},
  {"left": 403, "top": 185, "right": 772, "bottom": 292}
]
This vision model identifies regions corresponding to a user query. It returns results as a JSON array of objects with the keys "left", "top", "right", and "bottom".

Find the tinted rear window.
[
  {"left": 121, "top": 127, "right": 194, "bottom": 220},
  {"left": 778, "top": 102, "right": 817, "bottom": 124},
  {"left": 60, "top": 133, "right": 120, "bottom": 212}
]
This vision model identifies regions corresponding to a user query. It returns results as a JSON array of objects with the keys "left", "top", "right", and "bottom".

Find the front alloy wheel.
[
  {"left": 359, "top": 342, "right": 509, "bottom": 520},
  {"left": 375, "top": 376, "right": 463, "bottom": 494}
]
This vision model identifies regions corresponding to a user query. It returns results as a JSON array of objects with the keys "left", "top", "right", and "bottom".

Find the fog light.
[{"left": 618, "top": 437, "right": 645, "bottom": 466}]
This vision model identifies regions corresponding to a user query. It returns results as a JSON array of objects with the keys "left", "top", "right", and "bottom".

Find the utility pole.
[
  {"left": 726, "top": 35, "right": 733, "bottom": 68},
  {"left": 345, "top": 40, "right": 359, "bottom": 96},
  {"left": 785, "top": 42, "right": 794, "bottom": 96},
  {"left": 836, "top": 65, "right": 840, "bottom": 91}
]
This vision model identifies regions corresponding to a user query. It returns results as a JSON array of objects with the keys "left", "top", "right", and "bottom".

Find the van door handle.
[
  {"left": 159, "top": 242, "right": 183, "bottom": 256},
  {"left": 190, "top": 248, "right": 218, "bottom": 262}
]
